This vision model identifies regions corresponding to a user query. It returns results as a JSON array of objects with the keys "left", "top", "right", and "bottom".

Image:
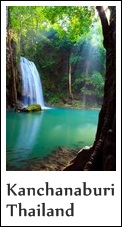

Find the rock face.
[
  {"left": 21, "top": 104, "right": 42, "bottom": 112},
  {"left": 63, "top": 7, "right": 116, "bottom": 171}
]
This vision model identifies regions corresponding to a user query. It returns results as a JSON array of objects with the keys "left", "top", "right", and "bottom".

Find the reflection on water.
[
  {"left": 6, "top": 108, "right": 99, "bottom": 168},
  {"left": 14, "top": 111, "right": 44, "bottom": 154}
]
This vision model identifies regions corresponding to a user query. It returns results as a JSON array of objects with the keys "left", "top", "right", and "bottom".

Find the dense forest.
[
  {"left": 6, "top": 6, "right": 105, "bottom": 109},
  {"left": 6, "top": 6, "right": 116, "bottom": 171}
]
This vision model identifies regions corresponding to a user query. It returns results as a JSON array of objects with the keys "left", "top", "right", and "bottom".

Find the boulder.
[{"left": 21, "top": 104, "right": 42, "bottom": 112}]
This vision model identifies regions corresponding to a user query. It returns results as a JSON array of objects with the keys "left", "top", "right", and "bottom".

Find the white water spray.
[{"left": 20, "top": 57, "right": 45, "bottom": 108}]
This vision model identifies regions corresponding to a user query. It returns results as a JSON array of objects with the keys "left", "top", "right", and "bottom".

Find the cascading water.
[{"left": 20, "top": 57, "right": 45, "bottom": 108}]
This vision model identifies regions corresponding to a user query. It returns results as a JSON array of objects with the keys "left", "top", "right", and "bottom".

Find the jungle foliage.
[{"left": 7, "top": 6, "right": 106, "bottom": 108}]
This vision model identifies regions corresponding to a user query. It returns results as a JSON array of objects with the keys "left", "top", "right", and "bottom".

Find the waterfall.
[{"left": 20, "top": 57, "right": 45, "bottom": 108}]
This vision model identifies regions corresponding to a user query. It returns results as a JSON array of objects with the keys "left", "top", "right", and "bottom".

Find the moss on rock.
[{"left": 22, "top": 104, "right": 42, "bottom": 112}]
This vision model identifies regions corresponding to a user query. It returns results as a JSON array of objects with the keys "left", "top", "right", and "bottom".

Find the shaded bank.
[{"left": 6, "top": 147, "right": 79, "bottom": 171}]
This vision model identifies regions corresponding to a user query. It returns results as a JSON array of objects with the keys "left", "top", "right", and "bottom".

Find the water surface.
[{"left": 6, "top": 108, "right": 99, "bottom": 169}]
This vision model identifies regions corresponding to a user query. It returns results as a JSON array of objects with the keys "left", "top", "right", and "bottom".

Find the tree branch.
[{"left": 96, "top": 6, "right": 110, "bottom": 48}]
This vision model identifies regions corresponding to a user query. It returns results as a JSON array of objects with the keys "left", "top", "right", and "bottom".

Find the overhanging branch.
[{"left": 96, "top": 6, "right": 110, "bottom": 48}]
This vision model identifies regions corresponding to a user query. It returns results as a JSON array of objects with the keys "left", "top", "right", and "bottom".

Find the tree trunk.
[
  {"left": 68, "top": 53, "right": 74, "bottom": 99},
  {"left": 63, "top": 6, "right": 116, "bottom": 171},
  {"left": 8, "top": 32, "right": 18, "bottom": 111},
  {"left": 68, "top": 58, "right": 72, "bottom": 97},
  {"left": 7, "top": 7, "right": 18, "bottom": 111}
]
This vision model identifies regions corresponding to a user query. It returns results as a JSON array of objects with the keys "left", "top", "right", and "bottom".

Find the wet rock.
[{"left": 21, "top": 104, "right": 42, "bottom": 112}]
